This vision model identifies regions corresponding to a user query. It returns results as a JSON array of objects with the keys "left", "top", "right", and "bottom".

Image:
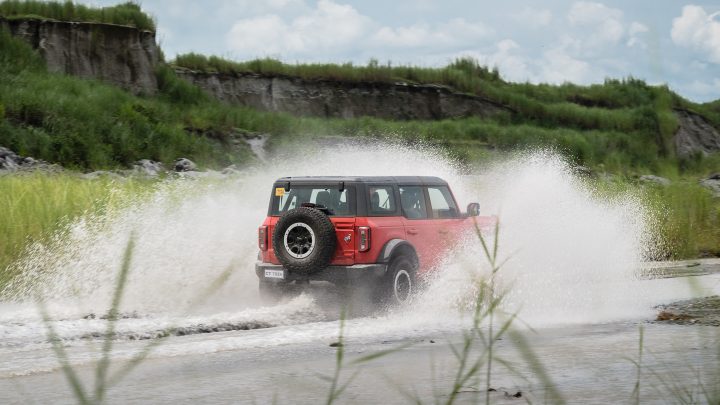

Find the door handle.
[
  {"left": 407, "top": 228, "right": 419, "bottom": 235},
  {"left": 438, "top": 229, "right": 449, "bottom": 235}
]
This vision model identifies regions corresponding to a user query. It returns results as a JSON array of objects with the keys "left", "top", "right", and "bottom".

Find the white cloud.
[
  {"left": 671, "top": 5, "right": 720, "bottom": 64},
  {"left": 371, "top": 18, "right": 491, "bottom": 49},
  {"left": 539, "top": 48, "right": 595, "bottom": 84},
  {"left": 628, "top": 22, "right": 649, "bottom": 36},
  {"left": 627, "top": 22, "right": 649, "bottom": 48},
  {"left": 486, "top": 39, "right": 534, "bottom": 82},
  {"left": 218, "top": 0, "right": 308, "bottom": 15},
  {"left": 226, "top": 0, "right": 491, "bottom": 59},
  {"left": 683, "top": 78, "right": 720, "bottom": 97},
  {"left": 513, "top": 7, "right": 553, "bottom": 28},
  {"left": 457, "top": 37, "right": 599, "bottom": 85},
  {"left": 568, "top": 1, "right": 624, "bottom": 44},
  {"left": 226, "top": 0, "right": 372, "bottom": 57}
]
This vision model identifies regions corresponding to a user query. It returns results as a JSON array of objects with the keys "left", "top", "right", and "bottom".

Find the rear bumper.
[{"left": 255, "top": 262, "right": 387, "bottom": 283}]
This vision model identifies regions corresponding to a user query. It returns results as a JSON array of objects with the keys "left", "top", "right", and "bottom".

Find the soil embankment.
[
  {"left": 0, "top": 17, "right": 160, "bottom": 94},
  {"left": 175, "top": 69, "right": 512, "bottom": 120}
]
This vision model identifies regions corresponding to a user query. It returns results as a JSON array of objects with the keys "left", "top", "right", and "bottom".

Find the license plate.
[{"left": 264, "top": 269, "right": 285, "bottom": 279}]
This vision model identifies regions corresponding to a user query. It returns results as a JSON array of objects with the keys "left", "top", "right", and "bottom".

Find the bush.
[{"left": 0, "top": 26, "right": 45, "bottom": 73}]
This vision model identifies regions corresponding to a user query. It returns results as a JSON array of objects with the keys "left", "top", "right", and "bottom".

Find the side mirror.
[{"left": 466, "top": 202, "right": 480, "bottom": 217}]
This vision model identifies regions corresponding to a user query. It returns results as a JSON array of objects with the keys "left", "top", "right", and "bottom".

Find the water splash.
[{"left": 1, "top": 142, "right": 685, "bottom": 353}]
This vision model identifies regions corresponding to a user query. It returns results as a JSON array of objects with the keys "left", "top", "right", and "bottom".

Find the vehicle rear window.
[{"left": 270, "top": 185, "right": 354, "bottom": 216}]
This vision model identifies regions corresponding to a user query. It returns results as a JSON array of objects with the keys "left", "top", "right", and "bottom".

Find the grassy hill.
[
  {"left": 171, "top": 53, "right": 720, "bottom": 174},
  {"left": 0, "top": 0, "right": 719, "bottom": 175}
]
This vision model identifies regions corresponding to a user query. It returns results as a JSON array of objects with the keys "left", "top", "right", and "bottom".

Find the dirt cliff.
[
  {"left": 674, "top": 109, "right": 720, "bottom": 158},
  {"left": 175, "top": 70, "right": 512, "bottom": 120},
  {"left": 1, "top": 17, "right": 160, "bottom": 94}
]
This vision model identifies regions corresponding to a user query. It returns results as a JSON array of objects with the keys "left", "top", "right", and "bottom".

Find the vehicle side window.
[
  {"left": 368, "top": 186, "right": 396, "bottom": 216},
  {"left": 399, "top": 186, "right": 428, "bottom": 219},
  {"left": 427, "top": 186, "right": 459, "bottom": 218}
]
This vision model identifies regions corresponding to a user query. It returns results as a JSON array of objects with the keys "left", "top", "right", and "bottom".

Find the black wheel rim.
[{"left": 285, "top": 224, "right": 314, "bottom": 258}]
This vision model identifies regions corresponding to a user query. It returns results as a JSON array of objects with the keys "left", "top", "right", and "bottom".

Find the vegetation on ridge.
[{"left": 0, "top": 0, "right": 155, "bottom": 31}]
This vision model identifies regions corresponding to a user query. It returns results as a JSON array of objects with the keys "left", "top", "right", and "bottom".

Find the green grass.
[
  {"left": 0, "top": 173, "right": 156, "bottom": 284},
  {"left": 0, "top": 28, "right": 253, "bottom": 170},
  {"left": 595, "top": 177, "right": 720, "bottom": 259},
  {"left": 0, "top": 0, "right": 155, "bottom": 31},
  {"left": 646, "top": 182, "right": 720, "bottom": 259}
]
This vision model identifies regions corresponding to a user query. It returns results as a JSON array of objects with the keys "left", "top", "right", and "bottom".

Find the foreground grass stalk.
[
  {"left": 630, "top": 326, "right": 644, "bottom": 404},
  {"left": 323, "top": 308, "right": 412, "bottom": 404},
  {"left": 326, "top": 311, "right": 347, "bottom": 405},
  {"left": 41, "top": 305, "right": 90, "bottom": 404},
  {"left": 93, "top": 235, "right": 135, "bottom": 403},
  {"left": 476, "top": 221, "right": 501, "bottom": 405}
]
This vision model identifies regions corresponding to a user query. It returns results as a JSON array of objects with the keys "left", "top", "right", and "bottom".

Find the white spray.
[{"left": 1, "top": 142, "right": 695, "bottom": 363}]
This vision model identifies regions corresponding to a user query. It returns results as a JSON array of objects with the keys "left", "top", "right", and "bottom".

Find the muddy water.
[{"left": 0, "top": 144, "right": 717, "bottom": 402}]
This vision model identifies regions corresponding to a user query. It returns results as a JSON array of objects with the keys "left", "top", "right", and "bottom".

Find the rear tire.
[
  {"left": 272, "top": 207, "right": 337, "bottom": 274},
  {"left": 376, "top": 255, "right": 416, "bottom": 307}
]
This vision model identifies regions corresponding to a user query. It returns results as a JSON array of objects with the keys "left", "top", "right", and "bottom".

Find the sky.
[{"left": 79, "top": 0, "right": 720, "bottom": 102}]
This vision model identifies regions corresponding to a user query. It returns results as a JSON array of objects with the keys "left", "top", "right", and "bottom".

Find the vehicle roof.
[{"left": 273, "top": 176, "right": 449, "bottom": 186}]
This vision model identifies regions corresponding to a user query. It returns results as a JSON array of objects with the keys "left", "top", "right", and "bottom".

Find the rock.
[
  {"left": 1, "top": 18, "right": 160, "bottom": 95},
  {"left": 639, "top": 175, "right": 671, "bottom": 186},
  {"left": 221, "top": 164, "right": 241, "bottom": 175},
  {"left": 81, "top": 170, "right": 123, "bottom": 180},
  {"left": 176, "top": 70, "right": 512, "bottom": 121},
  {"left": 0, "top": 146, "right": 17, "bottom": 159},
  {"left": 709, "top": 173, "right": 720, "bottom": 180},
  {"left": 574, "top": 165, "right": 594, "bottom": 177},
  {"left": 656, "top": 310, "right": 694, "bottom": 321},
  {"left": 0, "top": 147, "right": 20, "bottom": 172},
  {"left": 673, "top": 109, "right": 720, "bottom": 158},
  {"left": 174, "top": 158, "right": 197, "bottom": 172},
  {"left": 0, "top": 146, "right": 58, "bottom": 173},
  {"left": 133, "top": 159, "right": 164, "bottom": 176},
  {"left": 0, "top": 156, "right": 19, "bottom": 171},
  {"left": 700, "top": 177, "right": 720, "bottom": 198}
]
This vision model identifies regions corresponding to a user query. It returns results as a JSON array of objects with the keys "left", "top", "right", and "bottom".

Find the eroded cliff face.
[
  {"left": 674, "top": 109, "right": 720, "bottom": 158},
  {"left": 176, "top": 70, "right": 512, "bottom": 120},
  {"left": 1, "top": 18, "right": 159, "bottom": 94}
]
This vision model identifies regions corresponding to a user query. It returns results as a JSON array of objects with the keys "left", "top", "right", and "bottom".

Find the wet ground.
[
  {"left": 1, "top": 259, "right": 719, "bottom": 404},
  {"left": 1, "top": 322, "right": 718, "bottom": 404}
]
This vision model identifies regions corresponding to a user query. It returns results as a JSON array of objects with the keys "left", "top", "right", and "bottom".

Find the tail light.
[
  {"left": 258, "top": 226, "right": 268, "bottom": 251},
  {"left": 358, "top": 226, "right": 370, "bottom": 252}
]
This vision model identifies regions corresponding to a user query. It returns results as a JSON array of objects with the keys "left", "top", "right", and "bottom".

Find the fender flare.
[{"left": 376, "top": 239, "right": 419, "bottom": 266}]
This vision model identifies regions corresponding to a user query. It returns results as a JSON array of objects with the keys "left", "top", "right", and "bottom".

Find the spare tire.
[{"left": 272, "top": 207, "right": 337, "bottom": 273}]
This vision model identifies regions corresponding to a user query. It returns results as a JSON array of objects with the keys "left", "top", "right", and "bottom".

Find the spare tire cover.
[{"left": 272, "top": 207, "right": 337, "bottom": 273}]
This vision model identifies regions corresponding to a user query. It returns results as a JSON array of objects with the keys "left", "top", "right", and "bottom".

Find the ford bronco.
[{"left": 256, "top": 176, "right": 494, "bottom": 305}]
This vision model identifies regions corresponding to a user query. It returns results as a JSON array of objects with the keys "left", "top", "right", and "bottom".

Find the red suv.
[{"left": 256, "top": 176, "right": 493, "bottom": 305}]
